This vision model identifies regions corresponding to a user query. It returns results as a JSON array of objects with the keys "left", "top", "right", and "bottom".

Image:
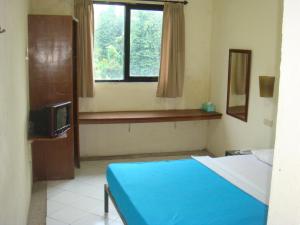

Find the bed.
[{"left": 104, "top": 150, "right": 273, "bottom": 225}]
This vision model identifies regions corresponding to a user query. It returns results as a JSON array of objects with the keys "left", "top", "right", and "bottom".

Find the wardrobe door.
[{"left": 28, "top": 15, "right": 75, "bottom": 180}]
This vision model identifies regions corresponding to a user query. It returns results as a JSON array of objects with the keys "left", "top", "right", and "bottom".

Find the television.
[{"left": 29, "top": 101, "right": 71, "bottom": 137}]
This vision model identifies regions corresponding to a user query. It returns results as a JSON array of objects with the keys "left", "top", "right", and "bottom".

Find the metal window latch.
[{"left": 0, "top": 26, "right": 6, "bottom": 34}]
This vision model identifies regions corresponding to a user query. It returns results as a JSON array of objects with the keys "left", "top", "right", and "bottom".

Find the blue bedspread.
[{"left": 106, "top": 159, "right": 268, "bottom": 225}]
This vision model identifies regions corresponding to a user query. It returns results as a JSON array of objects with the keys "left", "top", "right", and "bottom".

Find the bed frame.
[{"left": 104, "top": 184, "right": 128, "bottom": 225}]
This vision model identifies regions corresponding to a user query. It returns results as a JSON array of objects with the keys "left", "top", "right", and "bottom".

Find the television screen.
[{"left": 56, "top": 107, "right": 68, "bottom": 129}]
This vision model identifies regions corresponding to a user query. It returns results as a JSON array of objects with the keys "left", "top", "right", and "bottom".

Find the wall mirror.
[{"left": 226, "top": 49, "right": 251, "bottom": 122}]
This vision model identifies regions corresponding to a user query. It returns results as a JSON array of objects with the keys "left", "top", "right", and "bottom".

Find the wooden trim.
[
  {"left": 81, "top": 149, "right": 213, "bottom": 161},
  {"left": 28, "top": 133, "right": 68, "bottom": 144},
  {"left": 73, "top": 19, "right": 80, "bottom": 168},
  {"left": 79, "top": 110, "right": 222, "bottom": 124},
  {"left": 226, "top": 49, "right": 252, "bottom": 122}
]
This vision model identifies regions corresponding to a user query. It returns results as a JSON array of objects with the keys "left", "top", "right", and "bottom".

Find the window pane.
[
  {"left": 130, "top": 9, "right": 163, "bottom": 77},
  {"left": 94, "top": 4, "right": 125, "bottom": 80}
]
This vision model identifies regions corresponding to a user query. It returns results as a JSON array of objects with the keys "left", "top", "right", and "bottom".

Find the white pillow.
[{"left": 251, "top": 149, "right": 274, "bottom": 166}]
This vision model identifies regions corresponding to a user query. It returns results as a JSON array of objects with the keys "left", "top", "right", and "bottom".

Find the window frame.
[{"left": 93, "top": 2, "right": 164, "bottom": 82}]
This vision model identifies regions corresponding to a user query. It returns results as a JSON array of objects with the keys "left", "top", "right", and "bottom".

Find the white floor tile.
[
  {"left": 89, "top": 200, "right": 119, "bottom": 219},
  {"left": 71, "top": 214, "right": 114, "bottom": 225},
  {"left": 47, "top": 157, "right": 186, "bottom": 225},
  {"left": 47, "top": 200, "right": 66, "bottom": 216},
  {"left": 46, "top": 217, "right": 68, "bottom": 225},
  {"left": 47, "top": 187, "right": 65, "bottom": 200},
  {"left": 68, "top": 195, "right": 103, "bottom": 214},
  {"left": 112, "top": 215, "right": 124, "bottom": 224},
  {"left": 49, "top": 206, "right": 89, "bottom": 224},
  {"left": 48, "top": 180, "right": 78, "bottom": 191},
  {"left": 61, "top": 182, "right": 104, "bottom": 200},
  {"left": 110, "top": 220, "right": 124, "bottom": 225},
  {"left": 50, "top": 191, "right": 82, "bottom": 205},
  {"left": 75, "top": 174, "right": 106, "bottom": 187},
  {"left": 108, "top": 201, "right": 120, "bottom": 216}
]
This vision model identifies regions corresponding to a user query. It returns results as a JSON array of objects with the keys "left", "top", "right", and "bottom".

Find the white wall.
[
  {"left": 267, "top": 1, "right": 300, "bottom": 224},
  {"left": 30, "top": 0, "right": 213, "bottom": 157},
  {"left": 79, "top": 0, "right": 212, "bottom": 112},
  {"left": 0, "top": 0, "right": 32, "bottom": 224},
  {"left": 30, "top": 0, "right": 74, "bottom": 15},
  {"left": 79, "top": 0, "right": 214, "bottom": 156},
  {"left": 207, "top": 0, "right": 283, "bottom": 156},
  {"left": 80, "top": 121, "right": 208, "bottom": 156},
  {"left": 30, "top": 0, "right": 284, "bottom": 157}
]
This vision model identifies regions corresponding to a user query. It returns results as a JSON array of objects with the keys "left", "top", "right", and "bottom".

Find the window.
[{"left": 93, "top": 3, "right": 163, "bottom": 82}]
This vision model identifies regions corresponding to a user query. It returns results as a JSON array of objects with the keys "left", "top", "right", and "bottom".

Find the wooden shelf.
[
  {"left": 79, "top": 109, "right": 222, "bottom": 124},
  {"left": 28, "top": 133, "right": 68, "bottom": 143}
]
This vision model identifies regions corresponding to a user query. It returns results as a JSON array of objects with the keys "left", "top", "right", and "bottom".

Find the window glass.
[
  {"left": 94, "top": 4, "right": 125, "bottom": 80},
  {"left": 93, "top": 4, "right": 163, "bottom": 81},
  {"left": 130, "top": 9, "right": 163, "bottom": 77}
]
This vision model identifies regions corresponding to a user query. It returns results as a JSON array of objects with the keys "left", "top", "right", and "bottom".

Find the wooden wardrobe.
[{"left": 28, "top": 15, "right": 80, "bottom": 181}]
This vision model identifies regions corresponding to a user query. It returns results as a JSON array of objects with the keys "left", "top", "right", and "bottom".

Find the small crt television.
[{"left": 30, "top": 101, "right": 71, "bottom": 137}]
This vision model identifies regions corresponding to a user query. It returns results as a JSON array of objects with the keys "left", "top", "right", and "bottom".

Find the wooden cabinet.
[{"left": 28, "top": 15, "right": 79, "bottom": 180}]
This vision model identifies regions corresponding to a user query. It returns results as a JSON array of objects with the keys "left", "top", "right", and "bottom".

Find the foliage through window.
[{"left": 93, "top": 3, "right": 163, "bottom": 82}]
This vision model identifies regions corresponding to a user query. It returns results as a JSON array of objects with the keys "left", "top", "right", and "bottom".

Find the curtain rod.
[
  {"left": 138, "top": 0, "right": 188, "bottom": 4},
  {"left": 93, "top": 0, "right": 188, "bottom": 5}
]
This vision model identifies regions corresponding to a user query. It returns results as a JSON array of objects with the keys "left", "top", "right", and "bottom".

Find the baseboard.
[
  {"left": 80, "top": 149, "right": 213, "bottom": 161},
  {"left": 27, "top": 182, "right": 47, "bottom": 225}
]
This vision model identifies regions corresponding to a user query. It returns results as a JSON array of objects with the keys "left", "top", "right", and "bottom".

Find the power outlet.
[{"left": 264, "top": 119, "right": 273, "bottom": 127}]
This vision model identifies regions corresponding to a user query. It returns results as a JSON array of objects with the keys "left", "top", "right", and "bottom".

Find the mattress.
[
  {"left": 193, "top": 155, "right": 272, "bottom": 204},
  {"left": 106, "top": 158, "right": 268, "bottom": 225}
]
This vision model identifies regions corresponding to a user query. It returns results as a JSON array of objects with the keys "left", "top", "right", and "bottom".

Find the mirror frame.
[{"left": 226, "top": 49, "right": 252, "bottom": 122}]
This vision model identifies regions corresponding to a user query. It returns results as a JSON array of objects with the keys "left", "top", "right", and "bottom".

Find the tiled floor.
[{"left": 46, "top": 156, "right": 190, "bottom": 225}]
